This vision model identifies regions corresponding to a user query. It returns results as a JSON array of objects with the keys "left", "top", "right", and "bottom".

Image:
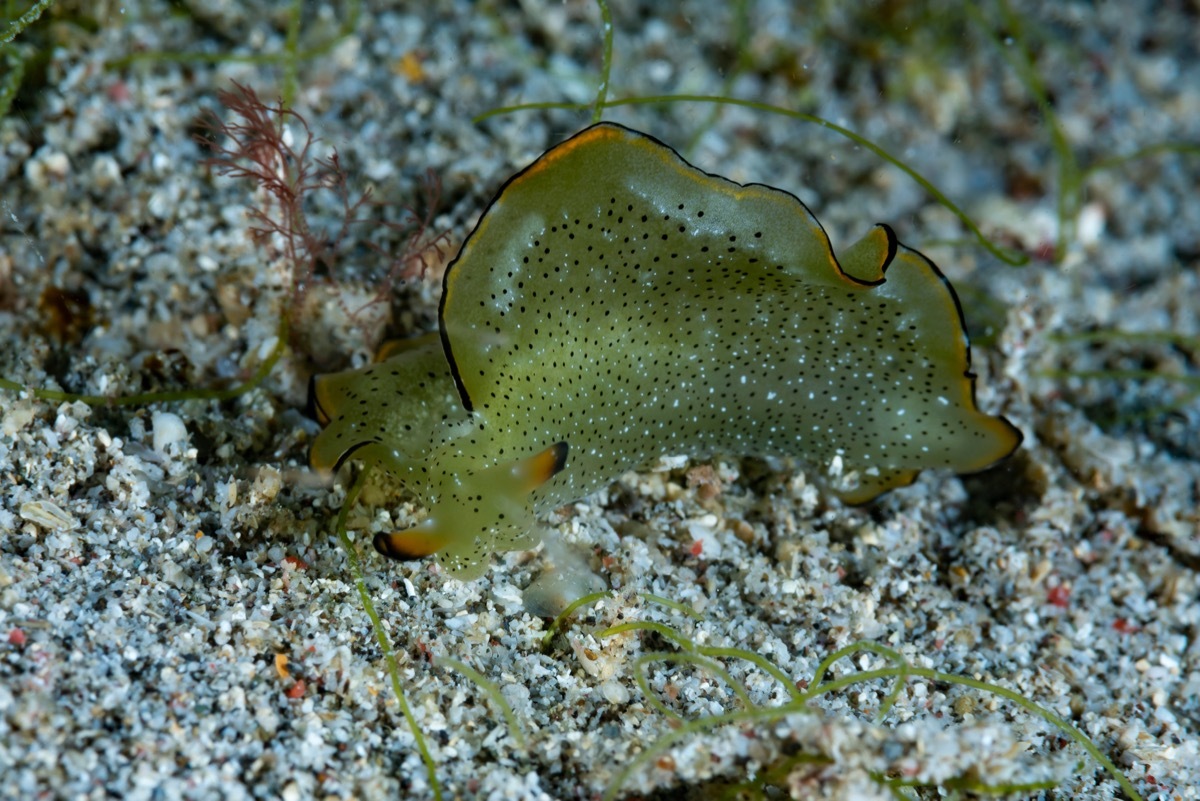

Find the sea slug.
[{"left": 309, "top": 122, "right": 1022, "bottom": 580}]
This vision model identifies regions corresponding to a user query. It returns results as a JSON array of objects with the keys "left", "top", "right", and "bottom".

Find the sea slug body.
[{"left": 309, "top": 122, "right": 1022, "bottom": 580}]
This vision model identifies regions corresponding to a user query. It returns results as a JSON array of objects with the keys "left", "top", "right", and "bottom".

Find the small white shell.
[
  {"left": 19, "top": 500, "right": 78, "bottom": 531},
  {"left": 152, "top": 411, "right": 189, "bottom": 453}
]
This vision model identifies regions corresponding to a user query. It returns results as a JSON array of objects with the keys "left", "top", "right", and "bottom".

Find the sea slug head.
[
  {"left": 307, "top": 331, "right": 570, "bottom": 579},
  {"left": 373, "top": 440, "right": 568, "bottom": 580}
]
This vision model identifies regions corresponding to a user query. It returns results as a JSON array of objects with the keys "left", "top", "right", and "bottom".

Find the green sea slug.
[{"left": 309, "top": 122, "right": 1022, "bottom": 580}]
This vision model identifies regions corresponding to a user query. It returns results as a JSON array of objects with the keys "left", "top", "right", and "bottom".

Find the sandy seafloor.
[{"left": 2, "top": 1, "right": 1199, "bottom": 799}]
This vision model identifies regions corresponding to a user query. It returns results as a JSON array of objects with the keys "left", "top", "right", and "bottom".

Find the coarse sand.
[{"left": 2, "top": 2, "right": 1197, "bottom": 799}]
